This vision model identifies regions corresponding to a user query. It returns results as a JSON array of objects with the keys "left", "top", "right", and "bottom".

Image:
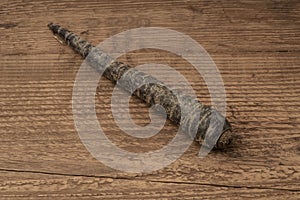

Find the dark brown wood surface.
[{"left": 1, "top": 0, "right": 299, "bottom": 199}]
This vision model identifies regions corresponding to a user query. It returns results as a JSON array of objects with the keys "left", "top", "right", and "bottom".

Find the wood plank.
[
  {"left": 1, "top": 171, "right": 299, "bottom": 200},
  {"left": 1, "top": 0, "right": 299, "bottom": 198}
]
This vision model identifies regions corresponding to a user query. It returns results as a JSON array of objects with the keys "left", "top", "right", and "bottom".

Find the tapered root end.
[
  {"left": 48, "top": 22, "right": 55, "bottom": 30},
  {"left": 47, "top": 22, "right": 59, "bottom": 34},
  {"left": 48, "top": 22, "right": 53, "bottom": 27}
]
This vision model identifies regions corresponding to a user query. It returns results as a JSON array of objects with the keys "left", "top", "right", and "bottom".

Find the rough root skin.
[{"left": 48, "top": 22, "right": 233, "bottom": 149}]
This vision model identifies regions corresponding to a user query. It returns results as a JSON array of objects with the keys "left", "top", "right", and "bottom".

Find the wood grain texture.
[{"left": 0, "top": 0, "right": 299, "bottom": 199}]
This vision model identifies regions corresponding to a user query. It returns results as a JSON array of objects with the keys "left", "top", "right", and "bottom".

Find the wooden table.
[{"left": 1, "top": 0, "right": 299, "bottom": 199}]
